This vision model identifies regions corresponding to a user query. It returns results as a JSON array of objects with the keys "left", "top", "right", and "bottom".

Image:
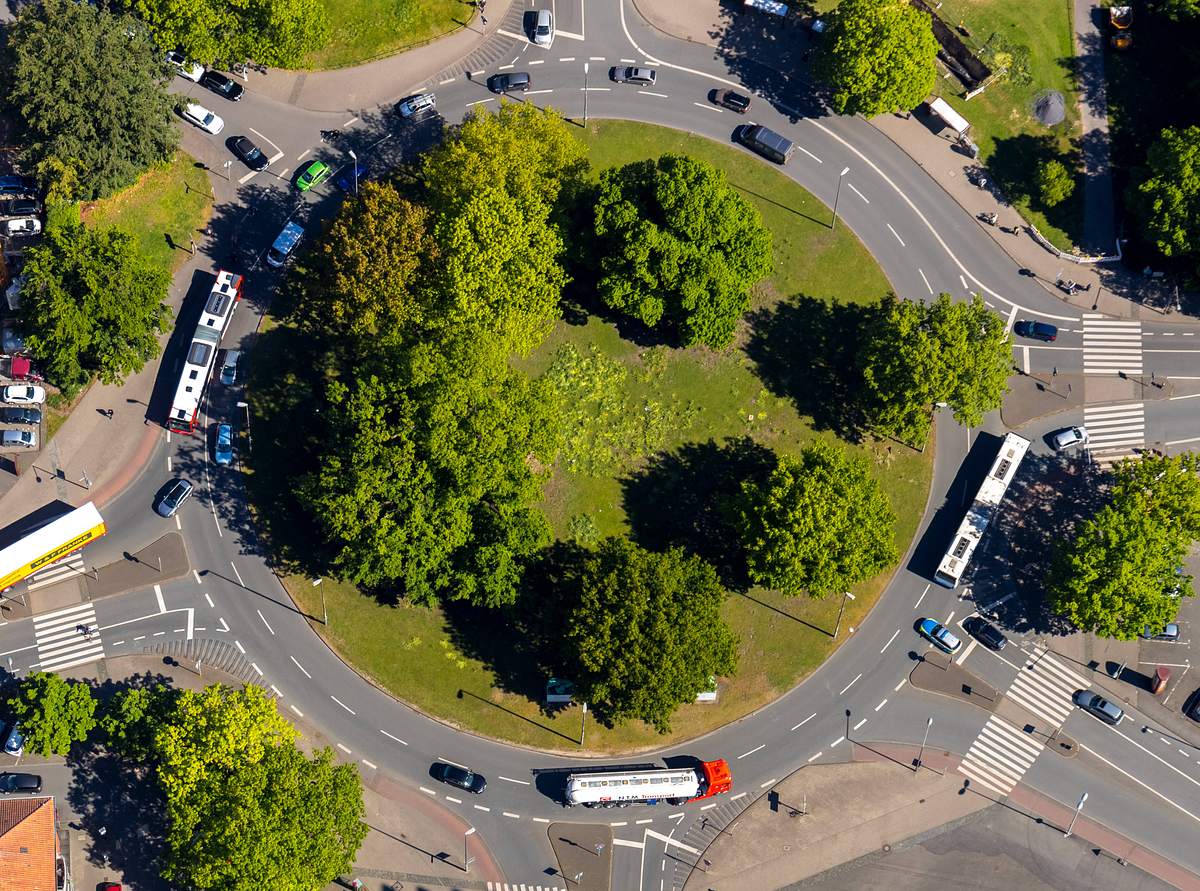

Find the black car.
[
  {"left": 964, "top": 616, "right": 1007, "bottom": 650},
  {"left": 0, "top": 772, "right": 42, "bottom": 794},
  {"left": 3, "top": 198, "right": 40, "bottom": 217},
  {"left": 1013, "top": 320, "right": 1058, "bottom": 342},
  {"left": 713, "top": 89, "right": 751, "bottom": 113},
  {"left": 232, "top": 136, "right": 269, "bottom": 171},
  {"left": 434, "top": 762, "right": 487, "bottom": 794},
  {"left": 200, "top": 70, "right": 245, "bottom": 101},
  {"left": 487, "top": 72, "right": 532, "bottom": 93},
  {"left": 1185, "top": 689, "right": 1200, "bottom": 722},
  {"left": 0, "top": 407, "right": 40, "bottom": 425}
]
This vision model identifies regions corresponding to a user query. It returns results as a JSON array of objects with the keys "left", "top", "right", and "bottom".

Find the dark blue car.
[
  {"left": 0, "top": 175, "right": 36, "bottom": 196},
  {"left": 1013, "top": 320, "right": 1058, "bottom": 342},
  {"left": 336, "top": 160, "right": 369, "bottom": 192}
]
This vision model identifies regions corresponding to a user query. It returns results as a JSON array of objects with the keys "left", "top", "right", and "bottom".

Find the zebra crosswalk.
[
  {"left": 1081, "top": 314, "right": 1142, "bottom": 376},
  {"left": 25, "top": 554, "right": 87, "bottom": 593},
  {"left": 957, "top": 714, "right": 1045, "bottom": 796},
  {"left": 1005, "top": 648, "right": 1089, "bottom": 728},
  {"left": 32, "top": 602, "right": 104, "bottom": 672},
  {"left": 1084, "top": 402, "right": 1145, "bottom": 467}
]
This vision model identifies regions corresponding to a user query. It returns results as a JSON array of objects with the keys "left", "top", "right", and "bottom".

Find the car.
[
  {"left": 200, "top": 70, "right": 244, "bottom": 101},
  {"left": 1141, "top": 622, "right": 1180, "bottom": 641},
  {"left": 4, "top": 722, "right": 24, "bottom": 756},
  {"left": 4, "top": 217, "right": 41, "bottom": 237},
  {"left": 1051, "top": 425, "right": 1088, "bottom": 451},
  {"left": 532, "top": 8, "right": 554, "bottom": 46},
  {"left": 3, "top": 198, "right": 41, "bottom": 217},
  {"left": 1013, "top": 320, "right": 1058, "bottom": 342},
  {"left": 963, "top": 616, "right": 1007, "bottom": 650},
  {"left": 0, "top": 175, "right": 37, "bottom": 196},
  {"left": 232, "top": 136, "right": 270, "bottom": 172},
  {"left": 1186, "top": 689, "right": 1200, "bottom": 722},
  {"left": 182, "top": 103, "right": 224, "bottom": 136},
  {"left": 156, "top": 478, "right": 194, "bottom": 518},
  {"left": 434, "top": 762, "right": 487, "bottom": 794},
  {"left": 220, "top": 349, "right": 240, "bottom": 385},
  {"left": 335, "top": 159, "right": 369, "bottom": 192},
  {"left": 487, "top": 72, "right": 532, "bottom": 94},
  {"left": 1, "top": 385, "right": 45, "bottom": 405},
  {"left": 713, "top": 89, "right": 752, "bottom": 113},
  {"left": 0, "top": 407, "right": 40, "bottom": 425},
  {"left": 917, "top": 618, "right": 962, "bottom": 654},
  {"left": 99, "top": 884, "right": 122, "bottom": 891},
  {"left": 295, "top": 159, "right": 331, "bottom": 192},
  {"left": 1, "top": 429, "right": 36, "bottom": 449},
  {"left": 0, "top": 772, "right": 42, "bottom": 794},
  {"left": 610, "top": 66, "right": 657, "bottom": 86},
  {"left": 1073, "top": 689, "right": 1124, "bottom": 725},
  {"left": 165, "top": 50, "right": 204, "bottom": 82},
  {"left": 214, "top": 423, "right": 234, "bottom": 466},
  {"left": 397, "top": 92, "right": 437, "bottom": 118}
]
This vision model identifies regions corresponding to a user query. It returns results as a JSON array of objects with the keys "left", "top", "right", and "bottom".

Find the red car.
[{"left": 100, "top": 884, "right": 122, "bottom": 891}]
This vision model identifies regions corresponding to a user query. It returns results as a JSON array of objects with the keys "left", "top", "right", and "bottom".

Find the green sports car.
[{"left": 296, "top": 159, "right": 331, "bottom": 192}]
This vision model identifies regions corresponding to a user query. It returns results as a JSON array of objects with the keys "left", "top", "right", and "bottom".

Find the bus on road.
[
  {"left": 0, "top": 502, "right": 107, "bottom": 592},
  {"left": 564, "top": 759, "right": 732, "bottom": 808}
]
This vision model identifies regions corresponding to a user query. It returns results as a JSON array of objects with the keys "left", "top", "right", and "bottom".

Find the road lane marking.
[
  {"left": 831, "top": 735, "right": 845, "bottom": 746},
  {"left": 466, "top": 97, "right": 495, "bottom": 107},
  {"left": 445, "top": 795, "right": 462, "bottom": 803},
  {"left": 1080, "top": 742, "right": 1200, "bottom": 824},
  {"left": 499, "top": 775, "right": 530, "bottom": 785},
  {"left": 839, "top": 673, "right": 862, "bottom": 694},
  {"left": 881, "top": 629, "right": 900, "bottom": 652},
  {"left": 914, "top": 584, "right": 929, "bottom": 609},
  {"left": 230, "top": 561, "right": 245, "bottom": 586},
  {"left": 636, "top": 818, "right": 653, "bottom": 825},
  {"left": 887, "top": 223, "right": 905, "bottom": 246},
  {"left": 362, "top": 760, "right": 377, "bottom": 770},
  {"left": 330, "top": 695, "right": 356, "bottom": 715},
  {"left": 730, "top": 792, "right": 747, "bottom": 801},
  {"left": 154, "top": 584, "right": 165, "bottom": 613},
  {"left": 439, "top": 77, "right": 456, "bottom": 84},
  {"left": 956, "top": 638, "right": 978, "bottom": 664},
  {"left": 203, "top": 592, "right": 214, "bottom": 608},
  {"left": 381, "top": 730, "right": 408, "bottom": 745},
  {"left": 533, "top": 817, "right": 550, "bottom": 823},
  {"left": 693, "top": 102, "right": 722, "bottom": 112},
  {"left": 419, "top": 787, "right": 436, "bottom": 795},
  {"left": 791, "top": 713, "right": 816, "bottom": 731},
  {"left": 341, "top": 116, "right": 358, "bottom": 128},
  {"left": 874, "top": 698, "right": 888, "bottom": 711},
  {"left": 646, "top": 830, "right": 700, "bottom": 855},
  {"left": 257, "top": 609, "right": 275, "bottom": 635},
  {"left": 289, "top": 704, "right": 303, "bottom": 717},
  {"left": 637, "top": 90, "right": 669, "bottom": 98},
  {"left": 289, "top": 656, "right": 311, "bottom": 678},
  {"left": 796, "top": 144, "right": 822, "bottom": 164},
  {"left": 847, "top": 182, "right": 869, "bottom": 203},
  {"left": 250, "top": 662, "right": 262, "bottom": 675},
  {"left": 895, "top": 677, "right": 907, "bottom": 692},
  {"left": 738, "top": 744, "right": 765, "bottom": 759},
  {"left": 502, "top": 811, "right": 520, "bottom": 819},
  {"left": 918, "top": 268, "right": 933, "bottom": 294},
  {"left": 1006, "top": 304, "right": 1018, "bottom": 332},
  {"left": 807, "top": 751, "right": 823, "bottom": 762},
  {"left": 438, "top": 757, "right": 469, "bottom": 769},
  {"left": 336, "top": 743, "right": 351, "bottom": 754},
  {"left": 234, "top": 640, "right": 245, "bottom": 654},
  {"left": 854, "top": 718, "right": 868, "bottom": 730},
  {"left": 475, "top": 804, "right": 490, "bottom": 811}
]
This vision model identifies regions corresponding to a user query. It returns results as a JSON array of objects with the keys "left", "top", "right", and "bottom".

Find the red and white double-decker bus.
[{"left": 166, "top": 270, "right": 243, "bottom": 434}]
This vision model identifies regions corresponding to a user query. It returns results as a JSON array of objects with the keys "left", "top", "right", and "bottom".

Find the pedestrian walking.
[
  {"left": 189, "top": 238, "right": 196, "bottom": 255},
  {"left": 480, "top": 14, "right": 487, "bottom": 25}
]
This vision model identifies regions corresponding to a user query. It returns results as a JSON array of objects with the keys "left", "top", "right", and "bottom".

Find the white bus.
[
  {"left": 166, "top": 269, "right": 243, "bottom": 434},
  {"left": 0, "top": 503, "right": 107, "bottom": 592},
  {"left": 564, "top": 759, "right": 732, "bottom": 808},
  {"left": 934, "top": 432, "right": 1030, "bottom": 588}
]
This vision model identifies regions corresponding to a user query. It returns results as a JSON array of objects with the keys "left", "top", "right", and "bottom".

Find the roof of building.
[{"left": 0, "top": 796, "right": 58, "bottom": 891}]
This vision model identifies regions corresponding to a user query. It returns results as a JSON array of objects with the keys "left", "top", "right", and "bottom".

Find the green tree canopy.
[
  {"left": 815, "top": 0, "right": 939, "bottom": 117},
  {"left": 419, "top": 103, "right": 587, "bottom": 354},
  {"left": 125, "top": 0, "right": 329, "bottom": 68},
  {"left": 3, "top": 0, "right": 178, "bottom": 200},
  {"left": 20, "top": 222, "right": 171, "bottom": 397},
  {"left": 6, "top": 672, "right": 97, "bottom": 756},
  {"left": 1046, "top": 453, "right": 1200, "bottom": 638},
  {"left": 565, "top": 537, "right": 737, "bottom": 732},
  {"left": 592, "top": 154, "right": 773, "bottom": 348},
  {"left": 859, "top": 293, "right": 1011, "bottom": 446},
  {"left": 1158, "top": 0, "right": 1200, "bottom": 20},
  {"left": 302, "top": 334, "right": 560, "bottom": 607},
  {"left": 1133, "top": 126, "right": 1200, "bottom": 269},
  {"left": 1036, "top": 158, "right": 1076, "bottom": 208},
  {"left": 735, "top": 441, "right": 897, "bottom": 597},
  {"left": 100, "top": 683, "right": 179, "bottom": 762},
  {"left": 161, "top": 744, "right": 366, "bottom": 891}
]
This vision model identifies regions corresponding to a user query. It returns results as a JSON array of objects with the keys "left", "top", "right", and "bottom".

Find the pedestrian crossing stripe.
[
  {"left": 1083, "top": 402, "right": 1145, "bottom": 468},
  {"left": 1004, "top": 650, "right": 1089, "bottom": 727},
  {"left": 32, "top": 601, "right": 104, "bottom": 672},
  {"left": 958, "top": 714, "right": 1044, "bottom": 796},
  {"left": 1081, "top": 315, "right": 1142, "bottom": 376},
  {"left": 26, "top": 554, "right": 87, "bottom": 593}
]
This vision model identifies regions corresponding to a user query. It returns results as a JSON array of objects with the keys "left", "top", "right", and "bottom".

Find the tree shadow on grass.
[
  {"left": 620, "top": 437, "right": 777, "bottom": 591},
  {"left": 987, "top": 133, "right": 1083, "bottom": 239},
  {"left": 743, "top": 293, "right": 871, "bottom": 440}
]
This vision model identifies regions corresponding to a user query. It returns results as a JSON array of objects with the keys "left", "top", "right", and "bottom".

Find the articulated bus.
[
  {"left": 0, "top": 503, "right": 107, "bottom": 592},
  {"left": 933, "top": 432, "right": 1031, "bottom": 588},
  {"left": 166, "top": 269, "right": 244, "bottom": 434},
  {"left": 564, "top": 759, "right": 732, "bottom": 808}
]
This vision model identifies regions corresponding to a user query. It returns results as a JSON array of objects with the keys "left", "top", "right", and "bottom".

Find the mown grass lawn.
[
  {"left": 258, "top": 121, "right": 934, "bottom": 754},
  {"left": 302, "top": 0, "right": 467, "bottom": 69}
]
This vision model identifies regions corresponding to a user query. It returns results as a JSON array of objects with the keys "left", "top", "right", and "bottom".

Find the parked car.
[
  {"left": 1185, "top": 689, "right": 1200, "bottom": 722},
  {"left": 0, "top": 407, "right": 40, "bottom": 425},
  {"left": 917, "top": 618, "right": 962, "bottom": 654},
  {"left": 397, "top": 92, "right": 437, "bottom": 119},
  {"left": 1013, "top": 320, "right": 1058, "bottom": 342},
  {"left": 295, "top": 160, "right": 331, "bottom": 192},
  {"left": 2, "top": 198, "right": 41, "bottom": 217},
  {"left": 220, "top": 349, "right": 240, "bottom": 385},
  {"left": 4, "top": 722, "right": 24, "bottom": 756},
  {"left": 1052, "top": 426, "right": 1088, "bottom": 451},
  {"left": 231, "top": 136, "right": 270, "bottom": 171},
  {"left": 182, "top": 103, "right": 224, "bottom": 136},
  {"left": 1073, "top": 689, "right": 1124, "bottom": 725},
  {"left": 713, "top": 89, "right": 752, "bottom": 113},
  {"left": 0, "top": 772, "right": 42, "bottom": 794},
  {"left": 1141, "top": 622, "right": 1180, "bottom": 641},
  {"left": 0, "top": 175, "right": 37, "bottom": 196},
  {"left": 214, "top": 424, "right": 234, "bottom": 466},
  {"left": 1, "top": 429, "right": 36, "bottom": 449},
  {"left": 433, "top": 762, "right": 487, "bottom": 794},
  {"left": 1, "top": 384, "right": 45, "bottom": 405},
  {"left": 165, "top": 49, "right": 204, "bottom": 82},
  {"left": 963, "top": 616, "right": 1007, "bottom": 650},
  {"left": 487, "top": 72, "right": 532, "bottom": 93},
  {"left": 610, "top": 66, "right": 657, "bottom": 86},
  {"left": 532, "top": 8, "right": 554, "bottom": 46},
  {"left": 200, "top": 70, "right": 244, "bottom": 101},
  {"left": 335, "top": 159, "right": 369, "bottom": 192},
  {"left": 156, "top": 478, "right": 194, "bottom": 518},
  {"left": 4, "top": 217, "right": 41, "bottom": 237}
]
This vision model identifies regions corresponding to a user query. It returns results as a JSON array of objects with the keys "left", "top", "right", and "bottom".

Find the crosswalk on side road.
[
  {"left": 957, "top": 714, "right": 1045, "bottom": 797},
  {"left": 1083, "top": 402, "right": 1145, "bottom": 468},
  {"left": 32, "top": 601, "right": 104, "bottom": 672},
  {"left": 1004, "top": 648, "right": 1090, "bottom": 729},
  {"left": 1081, "top": 314, "right": 1142, "bottom": 376}
]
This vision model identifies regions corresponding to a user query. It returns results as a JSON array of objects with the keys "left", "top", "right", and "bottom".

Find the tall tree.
[
  {"left": 735, "top": 442, "right": 897, "bottom": 597},
  {"left": 565, "top": 537, "right": 737, "bottom": 732},
  {"left": 859, "top": 293, "right": 1011, "bottom": 446},
  {"left": 3, "top": 0, "right": 178, "bottom": 199},
  {"left": 6, "top": 672, "right": 97, "bottom": 756},
  {"left": 162, "top": 745, "right": 366, "bottom": 891},
  {"left": 100, "top": 683, "right": 179, "bottom": 762},
  {"left": 592, "top": 154, "right": 773, "bottom": 348},
  {"left": 814, "top": 0, "right": 938, "bottom": 117},
  {"left": 1133, "top": 126, "right": 1200, "bottom": 270},
  {"left": 20, "top": 222, "right": 171, "bottom": 396},
  {"left": 302, "top": 334, "right": 560, "bottom": 607}
]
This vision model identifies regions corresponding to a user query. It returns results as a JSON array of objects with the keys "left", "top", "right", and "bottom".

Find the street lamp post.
[
  {"left": 312, "top": 576, "right": 327, "bottom": 625},
  {"left": 1064, "top": 791, "right": 1088, "bottom": 838},
  {"left": 915, "top": 716, "right": 933, "bottom": 770},
  {"left": 833, "top": 591, "right": 856, "bottom": 639},
  {"left": 348, "top": 149, "right": 359, "bottom": 195},
  {"left": 464, "top": 826, "right": 476, "bottom": 873},
  {"left": 831, "top": 166, "right": 850, "bottom": 231},
  {"left": 583, "top": 62, "right": 589, "bottom": 126},
  {"left": 236, "top": 400, "right": 252, "bottom": 454},
  {"left": 580, "top": 701, "right": 588, "bottom": 747},
  {"left": 222, "top": 159, "right": 233, "bottom": 182}
]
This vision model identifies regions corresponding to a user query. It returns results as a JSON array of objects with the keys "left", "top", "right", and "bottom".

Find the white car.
[
  {"left": 4, "top": 217, "right": 41, "bottom": 237},
  {"left": 1, "top": 385, "right": 45, "bottom": 405},
  {"left": 165, "top": 50, "right": 204, "bottom": 82},
  {"left": 397, "top": 92, "right": 436, "bottom": 119},
  {"left": 1052, "top": 425, "right": 1088, "bottom": 451},
  {"left": 532, "top": 9, "right": 554, "bottom": 46},
  {"left": 183, "top": 103, "right": 224, "bottom": 135}
]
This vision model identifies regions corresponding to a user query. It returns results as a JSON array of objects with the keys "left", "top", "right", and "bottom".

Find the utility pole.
[
  {"left": 1064, "top": 791, "right": 1088, "bottom": 838},
  {"left": 833, "top": 591, "right": 855, "bottom": 639},
  {"left": 464, "top": 826, "right": 476, "bottom": 873},
  {"left": 831, "top": 166, "right": 850, "bottom": 231},
  {"left": 915, "top": 716, "right": 932, "bottom": 770},
  {"left": 580, "top": 701, "right": 588, "bottom": 747}
]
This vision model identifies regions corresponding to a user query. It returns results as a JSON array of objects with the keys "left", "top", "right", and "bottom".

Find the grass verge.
[
  {"left": 303, "top": 0, "right": 467, "bottom": 69},
  {"left": 251, "top": 121, "right": 934, "bottom": 754}
]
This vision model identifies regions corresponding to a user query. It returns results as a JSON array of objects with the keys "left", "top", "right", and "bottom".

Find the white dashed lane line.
[
  {"left": 791, "top": 713, "right": 816, "bottom": 731},
  {"left": 290, "top": 656, "right": 311, "bottom": 678},
  {"left": 847, "top": 182, "right": 869, "bottom": 203},
  {"left": 886, "top": 223, "right": 905, "bottom": 247},
  {"left": 738, "top": 744, "right": 765, "bottom": 759},
  {"left": 638, "top": 90, "right": 669, "bottom": 98},
  {"left": 331, "top": 695, "right": 356, "bottom": 715},
  {"left": 839, "top": 673, "right": 862, "bottom": 694}
]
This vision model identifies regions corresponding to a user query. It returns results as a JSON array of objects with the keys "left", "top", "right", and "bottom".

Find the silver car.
[
  {"left": 532, "top": 9, "right": 554, "bottom": 46},
  {"left": 1052, "top": 425, "right": 1088, "bottom": 451},
  {"left": 1072, "top": 690, "right": 1123, "bottom": 725}
]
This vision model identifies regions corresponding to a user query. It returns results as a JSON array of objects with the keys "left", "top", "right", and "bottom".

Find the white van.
[{"left": 266, "top": 221, "right": 304, "bottom": 268}]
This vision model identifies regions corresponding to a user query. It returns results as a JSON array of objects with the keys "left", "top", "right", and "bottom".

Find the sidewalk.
[{"left": 1072, "top": 0, "right": 1117, "bottom": 253}]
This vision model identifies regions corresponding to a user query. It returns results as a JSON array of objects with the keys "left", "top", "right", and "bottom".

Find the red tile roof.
[{"left": 0, "top": 796, "right": 58, "bottom": 891}]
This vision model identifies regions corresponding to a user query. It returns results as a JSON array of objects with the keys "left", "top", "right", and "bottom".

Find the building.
[{"left": 0, "top": 795, "right": 67, "bottom": 891}]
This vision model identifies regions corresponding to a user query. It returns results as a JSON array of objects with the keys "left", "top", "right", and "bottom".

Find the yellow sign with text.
[{"left": 0, "top": 521, "right": 107, "bottom": 591}]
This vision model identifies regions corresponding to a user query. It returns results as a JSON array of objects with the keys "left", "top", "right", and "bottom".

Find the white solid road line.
[
  {"left": 1080, "top": 742, "right": 1200, "bottom": 824},
  {"left": 1005, "top": 304, "right": 1018, "bottom": 332}
]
